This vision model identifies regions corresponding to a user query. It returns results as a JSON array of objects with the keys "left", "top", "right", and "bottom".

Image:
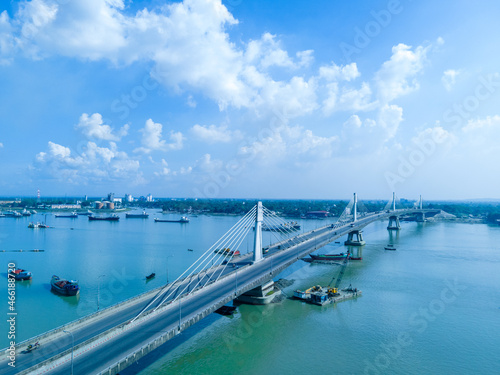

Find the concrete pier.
[
  {"left": 344, "top": 230, "right": 366, "bottom": 246},
  {"left": 235, "top": 281, "right": 279, "bottom": 305},
  {"left": 387, "top": 215, "right": 401, "bottom": 230}
]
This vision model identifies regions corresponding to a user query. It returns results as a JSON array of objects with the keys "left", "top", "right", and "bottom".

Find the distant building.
[
  {"left": 124, "top": 194, "right": 133, "bottom": 203},
  {"left": 95, "top": 201, "right": 104, "bottom": 209},
  {"left": 146, "top": 194, "right": 153, "bottom": 202},
  {"left": 107, "top": 192, "right": 115, "bottom": 202}
]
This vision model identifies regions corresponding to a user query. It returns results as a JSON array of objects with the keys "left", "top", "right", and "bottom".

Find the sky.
[{"left": 0, "top": 0, "right": 500, "bottom": 200}]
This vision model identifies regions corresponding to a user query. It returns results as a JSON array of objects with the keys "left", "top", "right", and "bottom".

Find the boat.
[
  {"left": 4, "top": 210, "right": 22, "bottom": 218},
  {"left": 88, "top": 214, "right": 119, "bottom": 221},
  {"left": 154, "top": 216, "right": 189, "bottom": 223},
  {"left": 55, "top": 212, "right": 78, "bottom": 218},
  {"left": 28, "top": 222, "right": 49, "bottom": 228},
  {"left": 9, "top": 268, "right": 32, "bottom": 280},
  {"left": 31, "top": 210, "right": 37, "bottom": 214},
  {"left": 126, "top": 211, "right": 149, "bottom": 219},
  {"left": 187, "top": 248, "right": 194, "bottom": 252},
  {"left": 77, "top": 210, "right": 93, "bottom": 216},
  {"left": 146, "top": 273, "right": 156, "bottom": 280},
  {"left": 384, "top": 244, "right": 396, "bottom": 251},
  {"left": 308, "top": 253, "right": 349, "bottom": 261},
  {"left": 215, "top": 305, "right": 237, "bottom": 316},
  {"left": 50, "top": 275, "right": 79, "bottom": 296},
  {"left": 22, "top": 209, "right": 31, "bottom": 216}
]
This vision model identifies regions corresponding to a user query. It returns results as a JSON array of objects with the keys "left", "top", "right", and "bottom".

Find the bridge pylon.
[{"left": 252, "top": 201, "right": 263, "bottom": 263}]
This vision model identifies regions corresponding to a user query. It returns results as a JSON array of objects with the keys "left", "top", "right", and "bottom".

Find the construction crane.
[{"left": 328, "top": 249, "right": 350, "bottom": 295}]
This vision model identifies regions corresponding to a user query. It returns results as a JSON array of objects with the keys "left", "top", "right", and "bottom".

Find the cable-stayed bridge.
[{"left": 1, "top": 194, "right": 440, "bottom": 375}]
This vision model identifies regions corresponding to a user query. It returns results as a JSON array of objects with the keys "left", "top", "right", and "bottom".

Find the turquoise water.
[
  {"left": 0, "top": 211, "right": 329, "bottom": 347},
  {"left": 137, "top": 221, "right": 500, "bottom": 375},
  {"left": 1, "top": 214, "right": 499, "bottom": 374}
]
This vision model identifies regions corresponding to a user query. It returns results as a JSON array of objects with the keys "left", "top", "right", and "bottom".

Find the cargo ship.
[
  {"left": 89, "top": 214, "right": 120, "bottom": 221},
  {"left": 126, "top": 211, "right": 149, "bottom": 218},
  {"left": 55, "top": 212, "right": 78, "bottom": 218},
  {"left": 154, "top": 216, "right": 189, "bottom": 223}
]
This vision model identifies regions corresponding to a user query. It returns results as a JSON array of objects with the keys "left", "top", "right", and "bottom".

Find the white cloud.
[
  {"left": 378, "top": 104, "right": 404, "bottom": 141},
  {"left": 0, "top": 142, "right": 4, "bottom": 148},
  {"left": 462, "top": 115, "right": 500, "bottom": 133},
  {"left": 191, "top": 124, "right": 242, "bottom": 143},
  {"left": 239, "top": 124, "right": 338, "bottom": 162},
  {"left": 375, "top": 43, "right": 428, "bottom": 103},
  {"left": 0, "top": 11, "right": 15, "bottom": 65},
  {"left": 76, "top": 113, "right": 128, "bottom": 141},
  {"left": 35, "top": 140, "right": 141, "bottom": 184},
  {"left": 319, "top": 62, "right": 360, "bottom": 82},
  {"left": 134, "top": 119, "right": 184, "bottom": 153},
  {"left": 441, "top": 69, "right": 461, "bottom": 91}
]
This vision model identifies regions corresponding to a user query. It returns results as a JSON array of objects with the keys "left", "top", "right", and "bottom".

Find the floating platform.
[{"left": 293, "top": 286, "right": 361, "bottom": 306}]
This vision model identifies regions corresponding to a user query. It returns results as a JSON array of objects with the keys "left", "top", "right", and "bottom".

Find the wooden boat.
[
  {"left": 146, "top": 273, "right": 156, "bottom": 280},
  {"left": 9, "top": 268, "right": 32, "bottom": 280},
  {"left": 51, "top": 275, "right": 79, "bottom": 296}
]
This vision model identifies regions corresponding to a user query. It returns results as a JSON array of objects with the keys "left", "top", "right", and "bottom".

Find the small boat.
[
  {"left": 77, "top": 210, "right": 93, "bottom": 216},
  {"left": 187, "top": 248, "right": 194, "bottom": 252},
  {"left": 28, "top": 222, "right": 49, "bottom": 228},
  {"left": 384, "top": 244, "right": 396, "bottom": 251},
  {"left": 215, "top": 305, "right": 237, "bottom": 316},
  {"left": 146, "top": 273, "right": 156, "bottom": 280},
  {"left": 126, "top": 211, "right": 149, "bottom": 218},
  {"left": 50, "top": 275, "right": 79, "bottom": 296},
  {"left": 89, "top": 214, "right": 119, "bottom": 221},
  {"left": 9, "top": 268, "right": 32, "bottom": 280},
  {"left": 55, "top": 212, "right": 78, "bottom": 218},
  {"left": 22, "top": 209, "right": 31, "bottom": 216},
  {"left": 309, "top": 253, "right": 349, "bottom": 261},
  {"left": 31, "top": 210, "right": 37, "bottom": 214},
  {"left": 5, "top": 210, "right": 22, "bottom": 218},
  {"left": 154, "top": 216, "right": 189, "bottom": 223}
]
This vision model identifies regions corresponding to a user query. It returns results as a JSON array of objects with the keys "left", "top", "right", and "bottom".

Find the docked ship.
[
  {"left": 88, "top": 214, "right": 120, "bottom": 221},
  {"left": 4, "top": 210, "right": 22, "bottom": 218},
  {"left": 154, "top": 216, "right": 189, "bottom": 223},
  {"left": 77, "top": 210, "right": 93, "bottom": 216},
  {"left": 55, "top": 212, "right": 78, "bottom": 218},
  {"left": 9, "top": 268, "right": 32, "bottom": 280},
  {"left": 50, "top": 275, "right": 80, "bottom": 296},
  {"left": 126, "top": 211, "right": 149, "bottom": 218},
  {"left": 308, "top": 253, "right": 349, "bottom": 261}
]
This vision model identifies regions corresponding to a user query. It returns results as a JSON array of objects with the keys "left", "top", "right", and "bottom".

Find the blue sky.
[{"left": 0, "top": 0, "right": 499, "bottom": 200}]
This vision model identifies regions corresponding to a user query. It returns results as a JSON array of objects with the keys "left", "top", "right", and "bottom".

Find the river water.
[{"left": 1, "top": 212, "right": 499, "bottom": 374}]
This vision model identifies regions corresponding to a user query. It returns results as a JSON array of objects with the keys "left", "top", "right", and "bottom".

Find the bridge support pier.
[
  {"left": 387, "top": 215, "right": 401, "bottom": 230},
  {"left": 416, "top": 212, "right": 426, "bottom": 222},
  {"left": 235, "top": 281, "right": 279, "bottom": 305},
  {"left": 344, "top": 230, "right": 366, "bottom": 246}
]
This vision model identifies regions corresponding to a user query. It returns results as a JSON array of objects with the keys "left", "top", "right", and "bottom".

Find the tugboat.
[
  {"left": 9, "top": 268, "right": 32, "bottom": 280},
  {"left": 50, "top": 275, "right": 80, "bottom": 296}
]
